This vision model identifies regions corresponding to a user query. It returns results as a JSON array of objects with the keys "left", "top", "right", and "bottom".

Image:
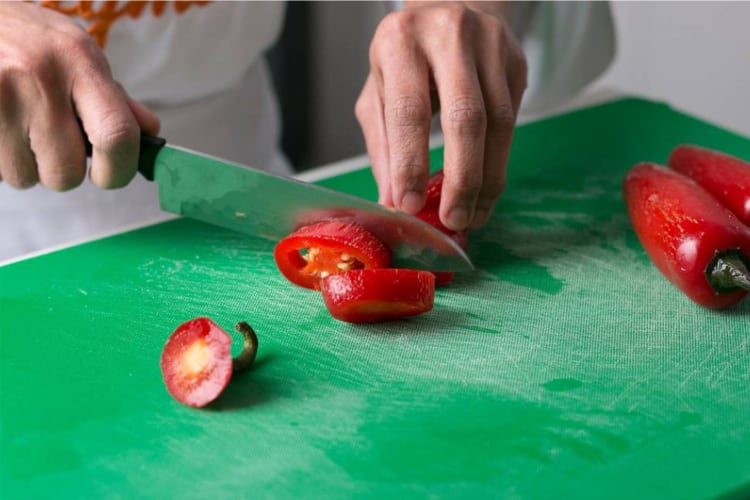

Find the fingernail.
[
  {"left": 400, "top": 190, "right": 425, "bottom": 214},
  {"left": 446, "top": 207, "right": 471, "bottom": 230}
]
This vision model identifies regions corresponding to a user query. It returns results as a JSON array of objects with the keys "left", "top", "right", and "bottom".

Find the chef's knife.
[{"left": 100, "top": 135, "right": 474, "bottom": 272}]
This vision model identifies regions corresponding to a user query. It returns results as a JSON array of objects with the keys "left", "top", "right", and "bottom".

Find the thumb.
[{"left": 127, "top": 97, "right": 161, "bottom": 136}]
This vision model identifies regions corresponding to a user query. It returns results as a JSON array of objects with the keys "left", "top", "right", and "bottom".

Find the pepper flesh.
[
  {"left": 321, "top": 269, "right": 436, "bottom": 323},
  {"left": 274, "top": 221, "right": 391, "bottom": 290},
  {"left": 623, "top": 162, "right": 750, "bottom": 309},
  {"left": 669, "top": 144, "right": 750, "bottom": 226}
]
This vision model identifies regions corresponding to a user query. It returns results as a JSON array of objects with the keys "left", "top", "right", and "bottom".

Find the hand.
[
  {"left": 0, "top": 3, "right": 159, "bottom": 191},
  {"left": 356, "top": 1, "right": 527, "bottom": 231}
]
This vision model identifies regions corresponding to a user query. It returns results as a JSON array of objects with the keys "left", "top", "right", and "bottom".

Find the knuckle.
[
  {"left": 512, "top": 45, "right": 529, "bottom": 78},
  {"left": 512, "top": 55, "right": 529, "bottom": 95},
  {"left": 40, "top": 164, "right": 85, "bottom": 191},
  {"left": 437, "top": 4, "right": 477, "bottom": 37},
  {"left": 91, "top": 112, "right": 139, "bottom": 152},
  {"left": 1, "top": 50, "right": 51, "bottom": 83},
  {"left": 391, "top": 150, "right": 427, "bottom": 188},
  {"left": 449, "top": 173, "right": 482, "bottom": 200},
  {"left": 487, "top": 103, "right": 516, "bottom": 131},
  {"left": 445, "top": 97, "right": 486, "bottom": 135},
  {"left": 370, "top": 11, "right": 416, "bottom": 63},
  {"left": 377, "top": 10, "right": 416, "bottom": 40},
  {"left": 354, "top": 93, "right": 371, "bottom": 124},
  {"left": 387, "top": 96, "right": 430, "bottom": 128},
  {"left": 504, "top": 38, "right": 529, "bottom": 92},
  {"left": 395, "top": 165, "right": 424, "bottom": 190},
  {"left": 392, "top": 150, "right": 422, "bottom": 175},
  {"left": 54, "top": 28, "right": 103, "bottom": 64}
]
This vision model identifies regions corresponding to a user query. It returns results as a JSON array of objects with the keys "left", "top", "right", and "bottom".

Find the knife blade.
[{"left": 127, "top": 135, "right": 474, "bottom": 272}]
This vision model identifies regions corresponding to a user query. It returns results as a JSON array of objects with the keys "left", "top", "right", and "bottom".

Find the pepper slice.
[
  {"left": 415, "top": 169, "right": 470, "bottom": 285},
  {"left": 274, "top": 221, "right": 391, "bottom": 290},
  {"left": 321, "top": 269, "right": 436, "bottom": 323},
  {"left": 160, "top": 318, "right": 258, "bottom": 407},
  {"left": 668, "top": 144, "right": 750, "bottom": 226},
  {"left": 623, "top": 162, "right": 750, "bottom": 309}
]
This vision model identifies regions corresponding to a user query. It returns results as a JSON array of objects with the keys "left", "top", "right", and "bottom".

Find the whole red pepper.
[
  {"left": 669, "top": 144, "right": 750, "bottom": 226},
  {"left": 623, "top": 163, "right": 750, "bottom": 309}
]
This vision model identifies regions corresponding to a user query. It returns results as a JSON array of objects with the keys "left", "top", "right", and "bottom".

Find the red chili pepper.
[
  {"left": 424, "top": 169, "right": 445, "bottom": 207},
  {"left": 274, "top": 221, "right": 391, "bottom": 290},
  {"left": 669, "top": 145, "right": 750, "bottom": 226},
  {"left": 623, "top": 163, "right": 750, "bottom": 309},
  {"left": 415, "top": 170, "right": 470, "bottom": 285},
  {"left": 160, "top": 318, "right": 258, "bottom": 407},
  {"left": 320, "top": 269, "right": 436, "bottom": 323}
]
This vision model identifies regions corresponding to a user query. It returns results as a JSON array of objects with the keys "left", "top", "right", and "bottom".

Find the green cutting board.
[{"left": 1, "top": 98, "right": 748, "bottom": 499}]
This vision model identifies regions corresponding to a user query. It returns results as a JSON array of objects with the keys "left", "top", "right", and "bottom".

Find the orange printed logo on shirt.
[{"left": 40, "top": 1, "right": 212, "bottom": 48}]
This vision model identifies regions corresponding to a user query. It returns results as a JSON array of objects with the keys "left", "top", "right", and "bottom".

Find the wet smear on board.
[
  {"left": 323, "top": 393, "right": 633, "bottom": 484},
  {"left": 472, "top": 241, "right": 566, "bottom": 296}
]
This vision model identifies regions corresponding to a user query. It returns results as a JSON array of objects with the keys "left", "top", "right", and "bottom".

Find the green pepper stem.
[
  {"left": 707, "top": 250, "right": 750, "bottom": 293},
  {"left": 232, "top": 322, "right": 259, "bottom": 373}
]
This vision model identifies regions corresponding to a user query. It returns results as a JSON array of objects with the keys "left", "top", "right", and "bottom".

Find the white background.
[{"left": 590, "top": 1, "right": 750, "bottom": 137}]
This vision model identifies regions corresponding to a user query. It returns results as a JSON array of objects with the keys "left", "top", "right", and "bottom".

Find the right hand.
[
  {"left": 355, "top": 2, "right": 527, "bottom": 232},
  {"left": 0, "top": 3, "right": 160, "bottom": 191}
]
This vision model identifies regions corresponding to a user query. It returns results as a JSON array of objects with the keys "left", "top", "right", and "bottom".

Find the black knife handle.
[{"left": 82, "top": 131, "right": 166, "bottom": 181}]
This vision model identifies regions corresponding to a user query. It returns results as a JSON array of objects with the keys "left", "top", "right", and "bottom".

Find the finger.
[
  {"left": 72, "top": 74, "right": 140, "bottom": 189},
  {"left": 470, "top": 44, "right": 519, "bottom": 229},
  {"left": 355, "top": 75, "right": 392, "bottom": 206},
  {"left": 433, "top": 58, "right": 486, "bottom": 231},
  {"left": 471, "top": 81, "right": 515, "bottom": 229},
  {"left": 0, "top": 80, "right": 37, "bottom": 189},
  {"left": 377, "top": 23, "right": 432, "bottom": 214},
  {"left": 0, "top": 130, "right": 38, "bottom": 189},
  {"left": 503, "top": 40, "right": 529, "bottom": 111},
  {"left": 127, "top": 96, "right": 161, "bottom": 137},
  {"left": 28, "top": 102, "right": 87, "bottom": 191}
]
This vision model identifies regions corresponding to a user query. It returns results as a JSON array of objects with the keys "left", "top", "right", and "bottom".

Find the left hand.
[{"left": 355, "top": 1, "right": 527, "bottom": 231}]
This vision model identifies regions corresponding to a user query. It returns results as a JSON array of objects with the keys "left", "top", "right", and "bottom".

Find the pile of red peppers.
[{"left": 624, "top": 145, "right": 750, "bottom": 309}]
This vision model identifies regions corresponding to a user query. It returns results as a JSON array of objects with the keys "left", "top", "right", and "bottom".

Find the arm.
[
  {"left": 356, "top": 1, "right": 527, "bottom": 231},
  {"left": 0, "top": 3, "right": 159, "bottom": 191}
]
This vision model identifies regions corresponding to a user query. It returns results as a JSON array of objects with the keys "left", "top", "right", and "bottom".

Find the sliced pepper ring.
[
  {"left": 321, "top": 268, "right": 436, "bottom": 323},
  {"left": 273, "top": 220, "right": 391, "bottom": 290}
]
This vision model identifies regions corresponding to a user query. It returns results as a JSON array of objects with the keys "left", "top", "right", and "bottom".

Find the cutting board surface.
[{"left": 1, "top": 98, "right": 749, "bottom": 499}]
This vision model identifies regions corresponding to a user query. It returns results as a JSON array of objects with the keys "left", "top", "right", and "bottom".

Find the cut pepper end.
[{"left": 160, "top": 318, "right": 259, "bottom": 408}]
